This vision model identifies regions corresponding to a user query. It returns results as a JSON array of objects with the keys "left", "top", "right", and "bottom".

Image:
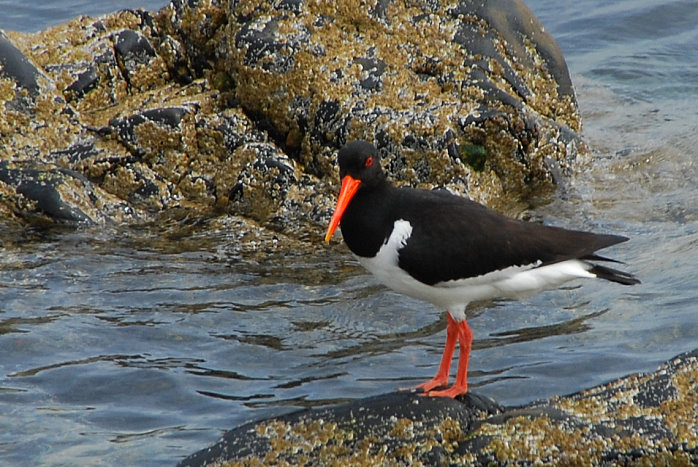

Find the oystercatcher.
[{"left": 324, "top": 140, "right": 639, "bottom": 398}]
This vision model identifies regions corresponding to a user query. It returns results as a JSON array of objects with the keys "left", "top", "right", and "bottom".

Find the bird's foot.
[
  {"left": 424, "top": 383, "right": 468, "bottom": 398},
  {"left": 415, "top": 376, "right": 449, "bottom": 393}
]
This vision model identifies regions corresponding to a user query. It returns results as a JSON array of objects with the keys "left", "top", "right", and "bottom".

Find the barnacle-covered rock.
[
  {"left": 466, "top": 349, "right": 698, "bottom": 465},
  {"left": 2, "top": 0, "right": 583, "bottom": 237},
  {"left": 229, "top": 143, "right": 297, "bottom": 222},
  {"left": 180, "top": 391, "right": 503, "bottom": 466},
  {"left": 227, "top": 0, "right": 584, "bottom": 204},
  {"left": 180, "top": 349, "right": 698, "bottom": 466}
]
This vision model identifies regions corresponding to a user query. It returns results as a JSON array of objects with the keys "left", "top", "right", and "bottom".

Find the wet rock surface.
[
  {"left": 1, "top": 0, "right": 583, "bottom": 245},
  {"left": 181, "top": 349, "right": 697, "bottom": 466}
]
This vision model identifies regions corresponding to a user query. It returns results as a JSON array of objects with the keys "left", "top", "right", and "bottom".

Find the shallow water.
[{"left": 1, "top": 0, "right": 697, "bottom": 465}]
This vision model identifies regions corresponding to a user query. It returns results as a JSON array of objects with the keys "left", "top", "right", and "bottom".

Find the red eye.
[{"left": 365, "top": 155, "right": 374, "bottom": 167}]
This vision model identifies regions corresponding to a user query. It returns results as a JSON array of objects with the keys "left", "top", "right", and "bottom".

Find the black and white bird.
[{"left": 325, "top": 140, "right": 639, "bottom": 398}]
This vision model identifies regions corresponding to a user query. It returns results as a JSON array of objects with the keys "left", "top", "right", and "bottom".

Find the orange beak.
[{"left": 324, "top": 175, "right": 362, "bottom": 243}]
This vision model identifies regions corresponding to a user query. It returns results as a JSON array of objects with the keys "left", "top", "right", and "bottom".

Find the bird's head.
[{"left": 325, "top": 141, "right": 384, "bottom": 243}]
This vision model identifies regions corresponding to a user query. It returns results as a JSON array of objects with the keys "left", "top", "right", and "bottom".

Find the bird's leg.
[
  {"left": 416, "top": 312, "right": 458, "bottom": 393},
  {"left": 425, "top": 316, "right": 472, "bottom": 398}
]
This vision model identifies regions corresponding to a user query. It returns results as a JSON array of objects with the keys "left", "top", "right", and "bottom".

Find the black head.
[
  {"left": 337, "top": 140, "right": 385, "bottom": 188},
  {"left": 325, "top": 141, "right": 387, "bottom": 243}
]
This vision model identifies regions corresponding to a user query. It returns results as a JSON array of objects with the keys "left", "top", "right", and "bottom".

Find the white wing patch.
[
  {"left": 357, "top": 219, "right": 411, "bottom": 274},
  {"left": 385, "top": 219, "right": 413, "bottom": 250},
  {"left": 356, "top": 219, "right": 598, "bottom": 321},
  {"left": 357, "top": 219, "right": 415, "bottom": 292}
]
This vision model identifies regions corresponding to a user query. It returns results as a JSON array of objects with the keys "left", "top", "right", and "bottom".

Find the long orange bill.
[{"left": 324, "top": 175, "right": 362, "bottom": 243}]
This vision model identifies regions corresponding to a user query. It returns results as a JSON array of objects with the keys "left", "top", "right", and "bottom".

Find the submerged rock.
[
  {"left": 1, "top": 0, "right": 582, "bottom": 240},
  {"left": 180, "top": 349, "right": 698, "bottom": 466}
]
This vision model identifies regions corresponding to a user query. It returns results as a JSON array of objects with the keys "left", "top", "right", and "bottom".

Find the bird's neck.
[{"left": 340, "top": 180, "right": 396, "bottom": 258}]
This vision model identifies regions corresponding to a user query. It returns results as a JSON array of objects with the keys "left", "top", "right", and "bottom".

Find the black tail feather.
[
  {"left": 589, "top": 264, "right": 640, "bottom": 286},
  {"left": 582, "top": 253, "right": 624, "bottom": 264}
]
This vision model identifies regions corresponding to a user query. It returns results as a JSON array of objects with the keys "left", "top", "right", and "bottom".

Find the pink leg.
[
  {"left": 416, "top": 313, "right": 458, "bottom": 392},
  {"left": 425, "top": 315, "right": 473, "bottom": 398}
]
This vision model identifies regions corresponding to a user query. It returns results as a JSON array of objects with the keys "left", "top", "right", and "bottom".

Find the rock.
[
  {"left": 0, "top": 162, "right": 135, "bottom": 224},
  {"left": 1, "top": 0, "right": 583, "bottom": 240},
  {"left": 467, "top": 349, "right": 698, "bottom": 465},
  {"left": 180, "top": 349, "right": 698, "bottom": 466},
  {"left": 227, "top": 0, "right": 583, "bottom": 199},
  {"left": 0, "top": 30, "right": 43, "bottom": 96},
  {"left": 179, "top": 391, "right": 503, "bottom": 466},
  {"left": 0, "top": 26, "right": 139, "bottom": 225}
]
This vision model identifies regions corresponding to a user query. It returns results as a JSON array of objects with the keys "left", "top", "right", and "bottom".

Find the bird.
[{"left": 324, "top": 140, "right": 639, "bottom": 398}]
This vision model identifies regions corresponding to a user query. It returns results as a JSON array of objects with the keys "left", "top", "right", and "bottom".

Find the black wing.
[{"left": 394, "top": 188, "right": 632, "bottom": 286}]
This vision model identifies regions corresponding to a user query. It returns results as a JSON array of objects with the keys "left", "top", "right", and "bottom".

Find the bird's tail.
[{"left": 589, "top": 264, "right": 640, "bottom": 285}]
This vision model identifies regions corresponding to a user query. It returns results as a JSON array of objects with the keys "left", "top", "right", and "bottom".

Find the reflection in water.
[
  {"left": 0, "top": 314, "right": 63, "bottom": 335},
  {"left": 316, "top": 318, "right": 447, "bottom": 361},
  {"left": 486, "top": 309, "right": 608, "bottom": 345}
]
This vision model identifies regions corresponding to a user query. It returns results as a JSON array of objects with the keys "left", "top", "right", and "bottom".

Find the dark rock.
[
  {"left": 50, "top": 141, "right": 101, "bottom": 165},
  {"left": 353, "top": 56, "right": 387, "bottom": 91},
  {"left": 113, "top": 28, "right": 159, "bottom": 88},
  {"left": 0, "top": 30, "right": 42, "bottom": 96},
  {"left": 227, "top": 0, "right": 583, "bottom": 203},
  {"left": 109, "top": 106, "right": 192, "bottom": 156},
  {"left": 0, "top": 162, "right": 135, "bottom": 224},
  {"left": 179, "top": 391, "right": 502, "bottom": 466},
  {"left": 0, "top": 165, "right": 89, "bottom": 223},
  {"left": 158, "top": 0, "right": 229, "bottom": 77},
  {"left": 277, "top": 0, "right": 303, "bottom": 14},
  {"left": 448, "top": 0, "right": 574, "bottom": 99},
  {"left": 235, "top": 19, "right": 285, "bottom": 68},
  {"left": 65, "top": 64, "right": 99, "bottom": 97},
  {"left": 468, "top": 349, "right": 698, "bottom": 465},
  {"left": 114, "top": 29, "right": 157, "bottom": 64},
  {"left": 228, "top": 142, "right": 299, "bottom": 226}
]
